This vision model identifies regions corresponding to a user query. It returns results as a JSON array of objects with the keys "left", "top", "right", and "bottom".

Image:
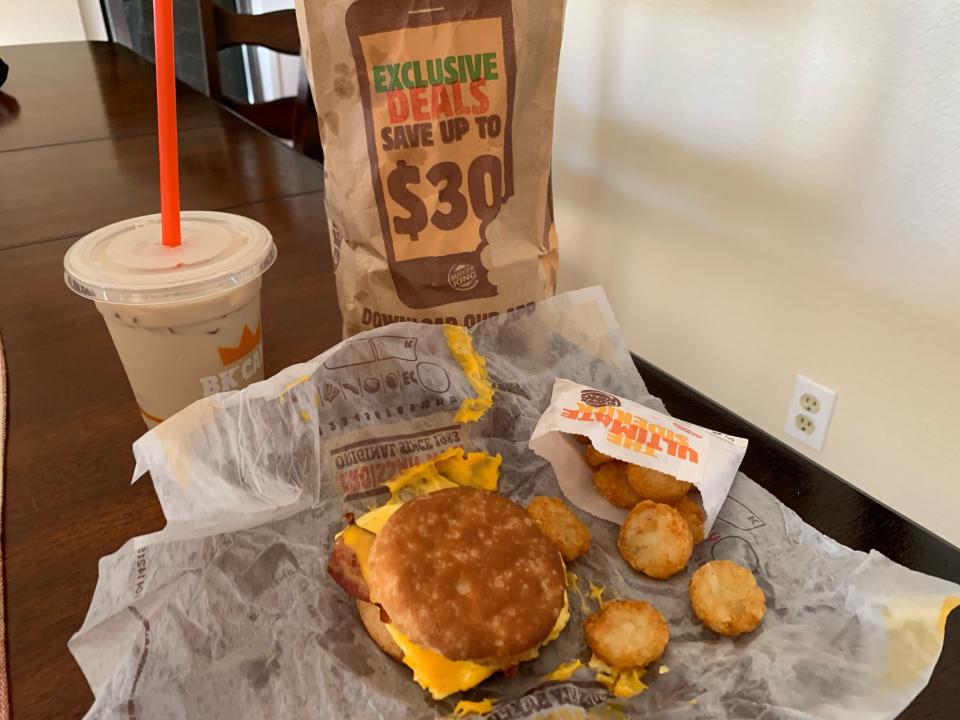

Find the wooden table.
[
  {"left": 1, "top": 41, "right": 957, "bottom": 720},
  {"left": 0, "top": 42, "right": 340, "bottom": 719}
]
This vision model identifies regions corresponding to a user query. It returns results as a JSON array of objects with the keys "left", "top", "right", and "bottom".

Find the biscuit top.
[{"left": 368, "top": 487, "right": 565, "bottom": 664}]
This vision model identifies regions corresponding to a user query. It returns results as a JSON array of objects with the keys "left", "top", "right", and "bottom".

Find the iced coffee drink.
[{"left": 64, "top": 211, "right": 276, "bottom": 427}]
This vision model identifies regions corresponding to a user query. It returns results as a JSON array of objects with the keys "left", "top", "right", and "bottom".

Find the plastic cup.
[{"left": 64, "top": 211, "right": 276, "bottom": 427}]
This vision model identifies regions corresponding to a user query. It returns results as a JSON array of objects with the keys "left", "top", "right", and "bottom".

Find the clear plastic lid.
[{"left": 63, "top": 211, "right": 277, "bottom": 305}]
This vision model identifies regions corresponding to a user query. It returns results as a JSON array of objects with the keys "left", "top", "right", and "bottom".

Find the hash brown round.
[
  {"left": 689, "top": 560, "right": 766, "bottom": 636},
  {"left": 592, "top": 462, "right": 643, "bottom": 509},
  {"left": 618, "top": 501, "right": 693, "bottom": 579},
  {"left": 671, "top": 494, "right": 706, "bottom": 545},
  {"left": 625, "top": 466, "right": 692, "bottom": 504},
  {"left": 584, "top": 599, "right": 669, "bottom": 669},
  {"left": 526, "top": 495, "right": 591, "bottom": 562},
  {"left": 585, "top": 444, "right": 615, "bottom": 468}
]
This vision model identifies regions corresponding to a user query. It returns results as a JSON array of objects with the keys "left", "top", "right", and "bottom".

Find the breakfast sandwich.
[{"left": 327, "top": 448, "right": 570, "bottom": 699}]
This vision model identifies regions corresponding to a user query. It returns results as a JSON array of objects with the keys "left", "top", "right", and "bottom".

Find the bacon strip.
[{"left": 327, "top": 536, "right": 370, "bottom": 602}]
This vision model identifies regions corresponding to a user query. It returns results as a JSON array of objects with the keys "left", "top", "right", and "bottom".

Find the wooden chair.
[
  {"left": 199, "top": 0, "right": 322, "bottom": 161},
  {"left": 101, "top": 0, "right": 133, "bottom": 47}
]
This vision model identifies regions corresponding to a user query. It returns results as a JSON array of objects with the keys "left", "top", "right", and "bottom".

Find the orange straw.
[{"left": 154, "top": 0, "right": 181, "bottom": 247}]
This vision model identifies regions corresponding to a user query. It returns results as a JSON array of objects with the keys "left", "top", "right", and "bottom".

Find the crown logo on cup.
[{"left": 218, "top": 324, "right": 262, "bottom": 366}]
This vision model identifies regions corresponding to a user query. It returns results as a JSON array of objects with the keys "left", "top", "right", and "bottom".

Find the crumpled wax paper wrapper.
[
  {"left": 69, "top": 287, "right": 960, "bottom": 720},
  {"left": 529, "top": 379, "right": 748, "bottom": 535}
]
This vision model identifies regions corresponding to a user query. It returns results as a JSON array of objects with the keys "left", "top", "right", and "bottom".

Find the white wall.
[
  {"left": 78, "top": 0, "right": 108, "bottom": 41},
  {"left": 554, "top": 0, "right": 960, "bottom": 546},
  {"left": 0, "top": 0, "right": 105, "bottom": 45}
]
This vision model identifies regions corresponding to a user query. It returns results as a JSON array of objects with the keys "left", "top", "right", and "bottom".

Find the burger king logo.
[
  {"left": 448, "top": 263, "right": 479, "bottom": 291},
  {"left": 580, "top": 389, "right": 620, "bottom": 408}
]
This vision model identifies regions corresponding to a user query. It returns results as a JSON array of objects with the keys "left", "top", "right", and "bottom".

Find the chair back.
[{"left": 199, "top": 0, "right": 321, "bottom": 159}]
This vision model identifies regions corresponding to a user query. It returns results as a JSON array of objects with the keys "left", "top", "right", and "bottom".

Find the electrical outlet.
[
  {"left": 799, "top": 393, "right": 820, "bottom": 413},
  {"left": 785, "top": 375, "right": 837, "bottom": 451},
  {"left": 794, "top": 414, "right": 815, "bottom": 434}
]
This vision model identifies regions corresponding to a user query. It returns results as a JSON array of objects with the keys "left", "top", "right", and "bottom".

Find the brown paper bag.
[{"left": 295, "top": 0, "right": 565, "bottom": 336}]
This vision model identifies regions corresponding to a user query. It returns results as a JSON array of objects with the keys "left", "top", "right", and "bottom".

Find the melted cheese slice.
[
  {"left": 353, "top": 448, "right": 501, "bottom": 534},
  {"left": 545, "top": 591, "right": 571, "bottom": 645},
  {"left": 385, "top": 447, "right": 462, "bottom": 498},
  {"left": 443, "top": 325, "right": 494, "bottom": 423},
  {"left": 453, "top": 698, "right": 495, "bottom": 717},
  {"left": 588, "top": 582, "right": 606, "bottom": 608},
  {"left": 565, "top": 571, "right": 595, "bottom": 614},
  {"left": 545, "top": 659, "right": 583, "bottom": 681},
  {"left": 383, "top": 625, "right": 496, "bottom": 700},
  {"left": 587, "top": 655, "right": 648, "bottom": 698},
  {"left": 612, "top": 671, "right": 649, "bottom": 698},
  {"left": 339, "top": 524, "right": 375, "bottom": 579},
  {"left": 353, "top": 503, "right": 403, "bottom": 536},
  {"left": 433, "top": 451, "right": 500, "bottom": 491}
]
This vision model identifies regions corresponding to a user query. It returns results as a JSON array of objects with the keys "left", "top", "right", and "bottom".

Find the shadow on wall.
[{"left": 554, "top": 0, "right": 904, "bottom": 291}]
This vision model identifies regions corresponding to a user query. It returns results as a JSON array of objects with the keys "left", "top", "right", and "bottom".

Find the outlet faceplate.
[{"left": 785, "top": 375, "right": 837, "bottom": 451}]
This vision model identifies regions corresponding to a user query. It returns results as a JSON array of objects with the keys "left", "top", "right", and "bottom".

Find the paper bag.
[{"left": 294, "top": 0, "right": 566, "bottom": 336}]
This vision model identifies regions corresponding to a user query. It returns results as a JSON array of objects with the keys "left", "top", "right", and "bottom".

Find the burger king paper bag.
[
  {"left": 294, "top": 0, "right": 565, "bottom": 337},
  {"left": 529, "top": 380, "right": 748, "bottom": 533}
]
